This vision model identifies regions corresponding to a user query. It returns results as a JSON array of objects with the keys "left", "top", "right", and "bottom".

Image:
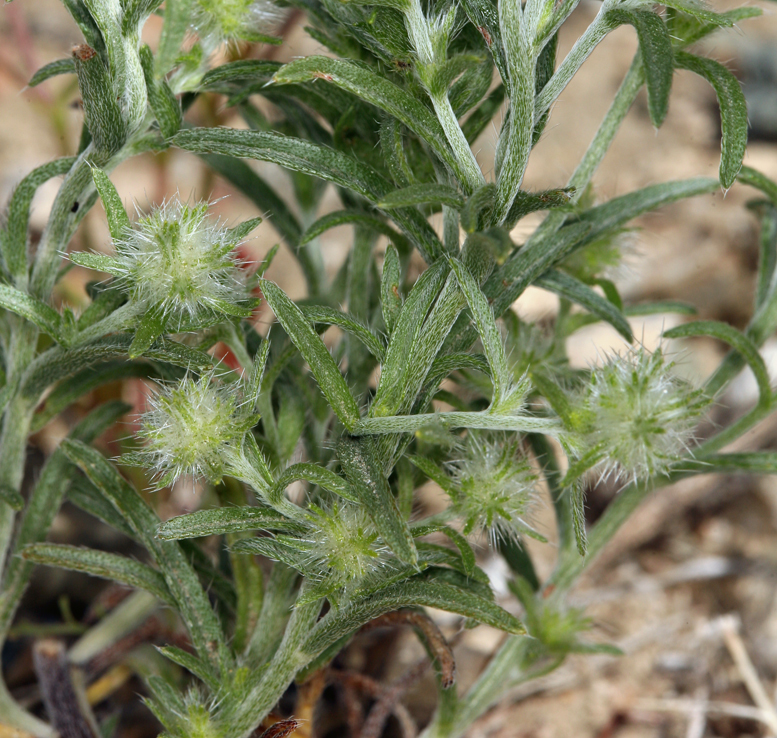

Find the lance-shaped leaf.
[
  {"left": 303, "top": 574, "right": 524, "bottom": 658},
  {"left": 172, "top": 128, "right": 443, "bottom": 262},
  {"left": 22, "top": 334, "right": 213, "bottom": 400},
  {"left": 300, "top": 210, "right": 409, "bottom": 252},
  {"left": 270, "top": 57, "right": 468, "bottom": 186},
  {"left": 60, "top": 440, "right": 229, "bottom": 672},
  {"left": 381, "top": 245, "right": 403, "bottom": 334},
  {"left": 29, "top": 58, "right": 76, "bottom": 87},
  {"left": 378, "top": 184, "right": 465, "bottom": 210},
  {"left": 274, "top": 463, "right": 357, "bottom": 503},
  {"left": 489, "top": 221, "right": 591, "bottom": 315},
  {"left": 572, "top": 177, "right": 720, "bottom": 246},
  {"left": 128, "top": 305, "right": 166, "bottom": 359},
  {"left": 139, "top": 44, "right": 182, "bottom": 140},
  {"left": 371, "top": 260, "right": 449, "bottom": 417},
  {"left": 158, "top": 507, "right": 302, "bottom": 540},
  {"left": 607, "top": 9, "right": 674, "bottom": 128},
  {"left": 337, "top": 436, "right": 418, "bottom": 567},
  {"left": 157, "top": 646, "right": 219, "bottom": 691},
  {"left": 536, "top": 270, "right": 632, "bottom": 341},
  {"left": 663, "top": 0, "right": 734, "bottom": 25},
  {"left": 684, "top": 452, "right": 777, "bottom": 474},
  {"left": 22, "top": 543, "right": 175, "bottom": 606},
  {"left": 675, "top": 52, "right": 747, "bottom": 188},
  {"left": 302, "top": 305, "right": 386, "bottom": 362},
  {"left": 261, "top": 280, "right": 361, "bottom": 431},
  {"left": 738, "top": 166, "right": 777, "bottom": 207},
  {"left": 0, "top": 284, "right": 71, "bottom": 345},
  {"left": 2, "top": 157, "right": 75, "bottom": 284},
  {"left": 90, "top": 166, "right": 131, "bottom": 242},
  {"left": 448, "top": 257, "right": 509, "bottom": 405},
  {"left": 199, "top": 60, "right": 282, "bottom": 90},
  {"left": 664, "top": 320, "right": 772, "bottom": 408}
]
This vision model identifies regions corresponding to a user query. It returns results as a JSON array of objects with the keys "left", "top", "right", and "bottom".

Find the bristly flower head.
[
  {"left": 191, "top": 0, "right": 282, "bottom": 46},
  {"left": 99, "top": 198, "right": 257, "bottom": 331},
  {"left": 567, "top": 346, "right": 710, "bottom": 485},
  {"left": 133, "top": 370, "right": 258, "bottom": 488},
  {"left": 303, "top": 502, "right": 388, "bottom": 586},
  {"left": 446, "top": 433, "right": 541, "bottom": 544}
]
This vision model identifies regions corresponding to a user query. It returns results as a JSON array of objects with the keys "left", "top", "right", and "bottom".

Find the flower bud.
[
  {"left": 302, "top": 502, "right": 387, "bottom": 587},
  {"left": 134, "top": 371, "right": 258, "bottom": 488},
  {"left": 446, "top": 433, "right": 541, "bottom": 543}
]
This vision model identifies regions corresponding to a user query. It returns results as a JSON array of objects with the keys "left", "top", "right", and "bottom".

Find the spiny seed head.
[
  {"left": 136, "top": 371, "right": 258, "bottom": 488},
  {"left": 109, "top": 199, "right": 254, "bottom": 330},
  {"left": 570, "top": 346, "right": 709, "bottom": 484},
  {"left": 192, "top": 0, "right": 282, "bottom": 46},
  {"left": 302, "top": 503, "right": 388, "bottom": 586},
  {"left": 446, "top": 433, "right": 540, "bottom": 543}
]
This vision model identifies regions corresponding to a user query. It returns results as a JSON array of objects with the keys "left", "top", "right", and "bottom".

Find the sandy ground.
[{"left": 2, "top": 0, "right": 777, "bottom": 736}]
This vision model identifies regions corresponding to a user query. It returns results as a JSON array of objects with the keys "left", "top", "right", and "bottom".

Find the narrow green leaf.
[
  {"left": 128, "top": 306, "right": 166, "bottom": 359},
  {"left": 172, "top": 128, "right": 443, "bottom": 263},
  {"left": 371, "top": 260, "right": 448, "bottom": 417},
  {"left": 60, "top": 440, "right": 228, "bottom": 671},
  {"left": 301, "top": 305, "right": 386, "bottom": 361},
  {"left": 300, "top": 210, "right": 409, "bottom": 252},
  {"left": 3, "top": 157, "right": 75, "bottom": 284},
  {"left": 675, "top": 52, "right": 747, "bottom": 188},
  {"left": 489, "top": 222, "right": 592, "bottom": 313},
  {"left": 90, "top": 167, "right": 131, "bottom": 242},
  {"left": 22, "top": 543, "right": 175, "bottom": 606},
  {"left": 29, "top": 58, "right": 76, "bottom": 87},
  {"left": 506, "top": 188, "right": 573, "bottom": 229},
  {"left": 378, "top": 184, "right": 465, "bottom": 210},
  {"left": 448, "top": 257, "right": 508, "bottom": 404},
  {"left": 261, "top": 280, "right": 361, "bottom": 431},
  {"left": 200, "top": 60, "right": 282, "bottom": 90},
  {"left": 686, "top": 452, "right": 777, "bottom": 474},
  {"left": 381, "top": 245, "right": 403, "bottom": 334},
  {"left": 739, "top": 167, "right": 777, "bottom": 207},
  {"left": 664, "top": 320, "right": 771, "bottom": 407},
  {"left": 274, "top": 463, "right": 357, "bottom": 503},
  {"left": 755, "top": 205, "right": 777, "bottom": 309},
  {"left": 158, "top": 507, "right": 301, "bottom": 540},
  {"left": 0, "top": 284, "right": 69, "bottom": 345},
  {"left": 303, "top": 575, "right": 524, "bottom": 658},
  {"left": 270, "top": 57, "right": 467, "bottom": 189},
  {"left": 337, "top": 436, "right": 418, "bottom": 567},
  {"left": 156, "top": 646, "right": 219, "bottom": 691},
  {"left": 139, "top": 44, "right": 182, "bottom": 140},
  {"left": 662, "top": 0, "right": 733, "bottom": 25},
  {"left": 536, "top": 270, "right": 633, "bottom": 341},
  {"left": 411, "top": 520, "right": 477, "bottom": 576},
  {"left": 608, "top": 9, "right": 674, "bottom": 127}
]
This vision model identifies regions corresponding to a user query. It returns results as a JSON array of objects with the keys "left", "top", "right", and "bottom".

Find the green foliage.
[{"left": 0, "top": 0, "right": 772, "bottom": 736}]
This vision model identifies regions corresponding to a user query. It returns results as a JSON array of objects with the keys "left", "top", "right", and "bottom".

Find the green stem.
[
  {"left": 527, "top": 53, "right": 644, "bottom": 247},
  {"left": 227, "top": 596, "right": 322, "bottom": 737}
]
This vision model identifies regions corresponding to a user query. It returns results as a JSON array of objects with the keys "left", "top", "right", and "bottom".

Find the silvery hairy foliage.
[{"left": 0, "top": 0, "right": 774, "bottom": 734}]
